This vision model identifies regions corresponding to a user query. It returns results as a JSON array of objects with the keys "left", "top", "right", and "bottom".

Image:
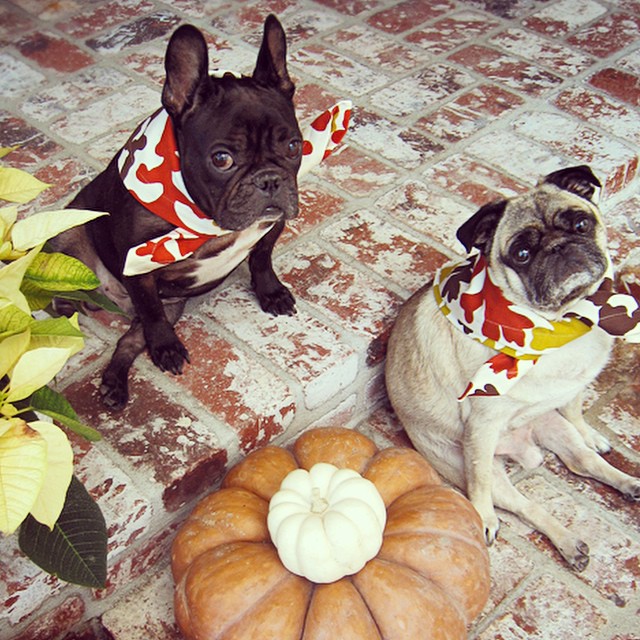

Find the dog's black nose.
[{"left": 254, "top": 170, "right": 282, "bottom": 195}]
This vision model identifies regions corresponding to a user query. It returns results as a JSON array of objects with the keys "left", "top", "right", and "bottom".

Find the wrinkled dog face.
[
  {"left": 456, "top": 165, "right": 609, "bottom": 314},
  {"left": 162, "top": 18, "right": 303, "bottom": 231}
]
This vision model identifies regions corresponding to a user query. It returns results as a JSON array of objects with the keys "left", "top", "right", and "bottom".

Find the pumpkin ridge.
[
  {"left": 382, "top": 527, "right": 486, "bottom": 554},
  {"left": 378, "top": 533, "right": 490, "bottom": 623},
  {"left": 390, "top": 557, "right": 470, "bottom": 628},
  {"left": 353, "top": 557, "right": 468, "bottom": 637},
  {"left": 347, "top": 576, "right": 386, "bottom": 640},
  {"left": 223, "top": 557, "right": 312, "bottom": 636}
]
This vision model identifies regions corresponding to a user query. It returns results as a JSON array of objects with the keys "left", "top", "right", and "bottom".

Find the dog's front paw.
[
  {"left": 146, "top": 325, "right": 190, "bottom": 374},
  {"left": 474, "top": 502, "right": 500, "bottom": 545},
  {"left": 100, "top": 371, "right": 129, "bottom": 411},
  {"left": 256, "top": 284, "right": 296, "bottom": 317}
]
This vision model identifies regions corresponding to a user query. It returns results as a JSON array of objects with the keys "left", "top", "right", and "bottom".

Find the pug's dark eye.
[
  {"left": 511, "top": 245, "right": 532, "bottom": 265},
  {"left": 574, "top": 215, "right": 592, "bottom": 234},
  {"left": 286, "top": 139, "right": 302, "bottom": 159},
  {"left": 211, "top": 151, "right": 233, "bottom": 171}
]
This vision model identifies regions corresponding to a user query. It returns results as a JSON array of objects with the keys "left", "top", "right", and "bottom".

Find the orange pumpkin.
[{"left": 171, "top": 427, "right": 490, "bottom": 639}]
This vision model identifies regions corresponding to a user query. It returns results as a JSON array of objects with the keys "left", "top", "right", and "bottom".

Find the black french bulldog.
[{"left": 52, "top": 15, "right": 303, "bottom": 410}]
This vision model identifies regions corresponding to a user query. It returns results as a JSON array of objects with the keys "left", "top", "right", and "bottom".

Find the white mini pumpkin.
[{"left": 267, "top": 462, "right": 387, "bottom": 583}]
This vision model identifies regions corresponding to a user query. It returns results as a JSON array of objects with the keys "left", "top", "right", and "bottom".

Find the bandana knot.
[{"left": 434, "top": 253, "right": 640, "bottom": 400}]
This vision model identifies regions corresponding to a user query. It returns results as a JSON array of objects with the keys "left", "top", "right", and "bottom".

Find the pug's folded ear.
[
  {"left": 456, "top": 200, "right": 507, "bottom": 255},
  {"left": 541, "top": 165, "right": 602, "bottom": 204}
]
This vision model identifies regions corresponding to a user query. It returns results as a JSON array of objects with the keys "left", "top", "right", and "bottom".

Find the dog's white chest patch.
[{"left": 186, "top": 221, "right": 274, "bottom": 288}]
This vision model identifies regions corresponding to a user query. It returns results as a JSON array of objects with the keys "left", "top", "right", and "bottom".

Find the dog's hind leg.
[
  {"left": 559, "top": 393, "right": 612, "bottom": 454},
  {"left": 100, "top": 299, "right": 187, "bottom": 410},
  {"left": 491, "top": 460, "right": 590, "bottom": 571},
  {"left": 534, "top": 410, "right": 640, "bottom": 500}
]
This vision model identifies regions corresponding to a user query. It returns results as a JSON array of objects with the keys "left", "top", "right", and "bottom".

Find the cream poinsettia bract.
[{"left": 0, "top": 155, "right": 106, "bottom": 535}]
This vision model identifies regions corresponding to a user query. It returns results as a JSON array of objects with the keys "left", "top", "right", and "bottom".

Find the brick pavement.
[{"left": 0, "top": 0, "right": 639, "bottom": 638}]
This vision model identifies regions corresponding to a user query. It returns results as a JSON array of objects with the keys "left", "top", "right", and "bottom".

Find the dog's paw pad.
[
  {"left": 568, "top": 541, "right": 590, "bottom": 572},
  {"left": 623, "top": 480, "right": 640, "bottom": 501},
  {"left": 100, "top": 378, "right": 128, "bottom": 411},
  {"left": 258, "top": 287, "right": 296, "bottom": 316},
  {"left": 152, "top": 344, "right": 190, "bottom": 375}
]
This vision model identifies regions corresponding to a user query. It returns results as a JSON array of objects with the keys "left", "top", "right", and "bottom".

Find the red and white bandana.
[
  {"left": 433, "top": 253, "right": 640, "bottom": 400},
  {"left": 117, "top": 97, "right": 351, "bottom": 276}
]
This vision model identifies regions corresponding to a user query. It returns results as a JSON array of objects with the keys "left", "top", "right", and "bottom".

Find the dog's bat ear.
[
  {"left": 456, "top": 200, "right": 507, "bottom": 254},
  {"left": 162, "top": 24, "right": 209, "bottom": 119},
  {"left": 542, "top": 165, "right": 602, "bottom": 204},
  {"left": 252, "top": 14, "right": 295, "bottom": 99}
]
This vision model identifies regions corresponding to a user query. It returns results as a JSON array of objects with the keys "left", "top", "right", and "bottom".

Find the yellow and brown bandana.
[{"left": 434, "top": 252, "right": 640, "bottom": 400}]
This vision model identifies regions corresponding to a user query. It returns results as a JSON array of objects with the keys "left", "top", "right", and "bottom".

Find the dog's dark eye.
[
  {"left": 574, "top": 215, "right": 592, "bottom": 234},
  {"left": 511, "top": 245, "right": 532, "bottom": 265},
  {"left": 287, "top": 139, "right": 302, "bottom": 159},
  {"left": 211, "top": 151, "right": 234, "bottom": 171}
]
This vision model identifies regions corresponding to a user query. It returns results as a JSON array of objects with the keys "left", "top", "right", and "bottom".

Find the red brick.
[
  {"left": 523, "top": 0, "right": 607, "bottom": 37},
  {"left": 0, "top": 112, "right": 62, "bottom": 167},
  {"left": 554, "top": 87, "right": 640, "bottom": 146},
  {"left": 95, "top": 524, "right": 179, "bottom": 599},
  {"left": 16, "top": 32, "right": 94, "bottom": 73},
  {"left": 415, "top": 84, "right": 525, "bottom": 143},
  {"left": 85, "top": 12, "right": 181, "bottom": 53},
  {"left": 405, "top": 10, "right": 500, "bottom": 54},
  {"left": 32, "top": 156, "right": 95, "bottom": 208},
  {"left": 313, "top": 145, "right": 399, "bottom": 197},
  {"left": 569, "top": 12, "right": 640, "bottom": 57},
  {"left": 350, "top": 107, "right": 444, "bottom": 169},
  {"left": 375, "top": 177, "right": 476, "bottom": 252},
  {"left": 480, "top": 573, "right": 608, "bottom": 638},
  {"left": 448, "top": 44, "right": 562, "bottom": 96},
  {"left": 56, "top": 0, "right": 156, "bottom": 39},
  {"left": 12, "top": 597, "right": 85, "bottom": 640},
  {"left": 278, "top": 242, "right": 403, "bottom": 341},
  {"left": 0, "top": 5, "right": 34, "bottom": 40},
  {"left": 511, "top": 111, "right": 639, "bottom": 196},
  {"left": 280, "top": 185, "right": 345, "bottom": 244},
  {"left": 423, "top": 154, "right": 529, "bottom": 207},
  {"left": 174, "top": 318, "right": 296, "bottom": 452},
  {"left": 367, "top": 0, "right": 454, "bottom": 34},
  {"left": 490, "top": 28, "right": 594, "bottom": 77},
  {"left": 201, "top": 283, "right": 359, "bottom": 411},
  {"left": 64, "top": 375, "right": 228, "bottom": 512},
  {"left": 313, "top": 0, "right": 381, "bottom": 15},
  {"left": 371, "top": 64, "right": 475, "bottom": 117},
  {"left": 325, "top": 24, "right": 426, "bottom": 72},
  {"left": 294, "top": 83, "right": 342, "bottom": 124},
  {"left": 321, "top": 209, "right": 448, "bottom": 293},
  {"left": 589, "top": 68, "right": 640, "bottom": 108}
]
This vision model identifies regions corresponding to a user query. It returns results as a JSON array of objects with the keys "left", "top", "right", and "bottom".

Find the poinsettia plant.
[{"left": 1, "top": 149, "right": 115, "bottom": 588}]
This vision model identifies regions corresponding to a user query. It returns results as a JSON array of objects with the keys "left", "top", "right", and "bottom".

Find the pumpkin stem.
[{"left": 310, "top": 487, "right": 329, "bottom": 514}]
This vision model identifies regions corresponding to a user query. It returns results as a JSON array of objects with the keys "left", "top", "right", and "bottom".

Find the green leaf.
[
  {"left": 0, "top": 303, "right": 32, "bottom": 338},
  {"left": 30, "top": 386, "right": 101, "bottom": 442},
  {"left": 55, "top": 288, "right": 128, "bottom": 316},
  {"left": 0, "top": 167, "right": 50, "bottom": 204},
  {"left": 23, "top": 252, "right": 100, "bottom": 292},
  {"left": 19, "top": 475, "right": 107, "bottom": 588},
  {"left": 19, "top": 278, "right": 55, "bottom": 311},
  {"left": 11, "top": 209, "right": 108, "bottom": 251}
]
